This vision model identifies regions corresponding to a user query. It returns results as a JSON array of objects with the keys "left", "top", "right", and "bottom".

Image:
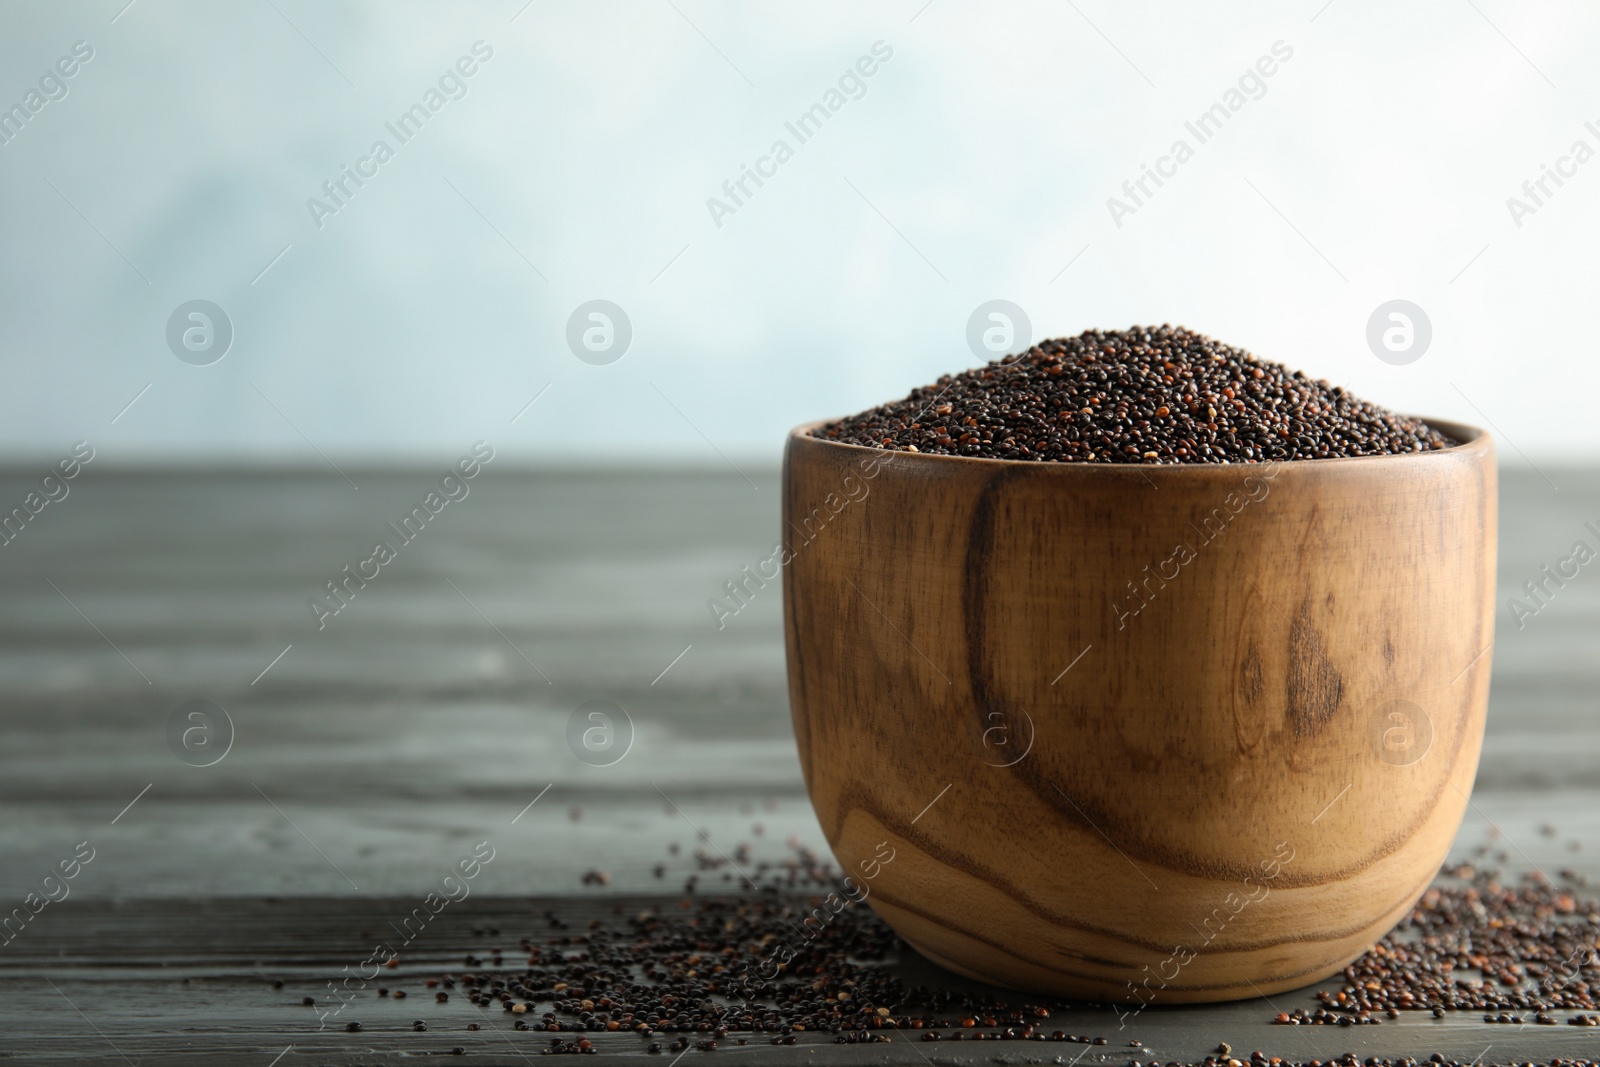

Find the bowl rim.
[{"left": 787, "top": 416, "right": 1490, "bottom": 473}]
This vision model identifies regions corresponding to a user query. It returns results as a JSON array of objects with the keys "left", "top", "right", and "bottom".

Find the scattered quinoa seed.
[{"left": 274, "top": 832, "right": 1598, "bottom": 1066}]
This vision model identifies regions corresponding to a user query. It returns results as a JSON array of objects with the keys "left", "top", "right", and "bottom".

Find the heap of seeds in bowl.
[{"left": 818, "top": 325, "right": 1455, "bottom": 463}]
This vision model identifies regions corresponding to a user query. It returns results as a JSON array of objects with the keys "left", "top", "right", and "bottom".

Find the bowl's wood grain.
[{"left": 782, "top": 421, "right": 1496, "bottom": 1003}]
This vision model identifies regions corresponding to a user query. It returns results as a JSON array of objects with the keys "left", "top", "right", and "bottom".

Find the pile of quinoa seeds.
[
  {"left": 283, "top": 833, "right": 1600, "bottom": 1064},
  {"left": 817, "top": 325, "right": 1455, "bottom": 463}
]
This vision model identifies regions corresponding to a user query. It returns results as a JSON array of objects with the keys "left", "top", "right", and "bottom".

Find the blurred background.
[
  {"left": 3, "top": 3, "right": 1600, "bottom": 1060},
  {"left": 2, "top": 0, "right": 1598, "bottom": 465}
]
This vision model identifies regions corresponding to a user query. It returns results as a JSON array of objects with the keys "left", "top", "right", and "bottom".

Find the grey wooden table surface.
[{"left": 0, "top": 463, "right": 1596, "bottom": 1065}]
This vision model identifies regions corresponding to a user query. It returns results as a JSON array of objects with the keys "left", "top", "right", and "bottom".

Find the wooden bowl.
[{"left": 781, "top": 419, "right": 1495, "bottom": 1004}]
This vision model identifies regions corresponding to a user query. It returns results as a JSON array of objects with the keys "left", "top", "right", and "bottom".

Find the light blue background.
[{"left": 2, "top": 0, "right": 1595, "bottom": 466}]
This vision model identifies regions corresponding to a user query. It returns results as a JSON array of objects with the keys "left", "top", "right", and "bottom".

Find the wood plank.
[
  {"left": 0, "top": 466, "right": 1597, "bottom": 1063},
  {"left": 3, "top": 888, "right": 1600, "bottom": 1066}
]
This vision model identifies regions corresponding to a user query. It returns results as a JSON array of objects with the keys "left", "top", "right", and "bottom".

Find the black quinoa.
[
  {"left": 1277, "top": 856, "right": 1600, "bottom": 1028},
  {"left": 818, "top": 325, "right": 1455, "bottom": 463},
  {"left": 292, "top": 833, "right": 1599, "bottom": 1065}
]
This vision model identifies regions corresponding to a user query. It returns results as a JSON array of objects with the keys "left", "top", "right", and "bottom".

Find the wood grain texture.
[
  {"left": 782, "top": 420, "right": 1497, "bottom": 1004},
  {"left": 16, "top": 891, "right": 1600, "bottom": 1067},
  {"left": 3, "top": 466, "right": 1597, "bottom": 1064}
]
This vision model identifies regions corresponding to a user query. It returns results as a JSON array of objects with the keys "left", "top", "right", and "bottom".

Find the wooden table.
[{"left": 1, "top": 465, "right": 1595, "bottom": 1064}]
